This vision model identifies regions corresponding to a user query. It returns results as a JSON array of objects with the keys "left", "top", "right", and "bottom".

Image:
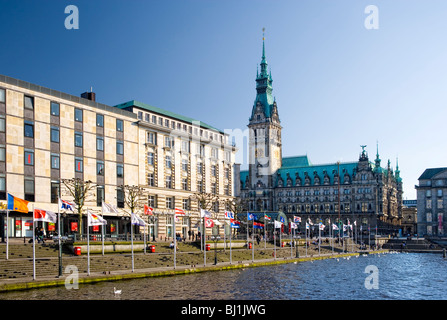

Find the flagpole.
[
  {"left": 274, "top": 222, "right": 276, "bottom": 260},
  {"left": 87, "top": 209, "right": 90, "bottom": 276},
  {"left": 305, "top": 222, "right": 308, "bottom": 257},
  {"left": 32, "top": 205, "right": 36, "bottom": 280},
  {"left": 203, "top": 215, "right": 206, "bottom": 266},
  {"left": 6, "top": 208, "right": 8, "bottom": 260},
  {"left": 173, "top": 212, "right": 176, "bottom": 269},
  {"left": 290, "top": 221, "right": 293, "bottom": 259},
  {"left": 131, "top": 211, "right": 134, "bottom": 272},
  {"left": 101, "top": 202, "right": 104, "bottom": 256},
  {"left": 229, "top": 223, "right": 232, "bottom": 264},
  {"left": 264, "top": 212, "right": 266, "bottom": 249},
  {"left": 58, "top": 196, "right": 62, "bottom": 277},
  {"left": 252, "top": 217, "right": 254, "bottom": 262},
  {"left": 318, "top": 223, "right": 321, "bottom": 256}
]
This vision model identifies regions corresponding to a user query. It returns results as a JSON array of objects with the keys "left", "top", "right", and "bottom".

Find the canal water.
[{"left": 1, "top": 252, "right": 446, "bottom": 300}]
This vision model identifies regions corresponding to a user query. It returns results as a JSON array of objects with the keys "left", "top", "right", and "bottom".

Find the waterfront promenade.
[{"left": 0, "top": 236, "right": 373, "bottom": 293}]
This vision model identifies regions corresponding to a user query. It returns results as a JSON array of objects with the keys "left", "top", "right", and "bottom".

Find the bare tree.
[
  {"left": 119, "top": 185, "right": 147, "bottom": 214},
  {"left": 189, "top": 192, "right": 220, "bottom": 218},
  {"left": 61, "top": 178, "right": 96, "bottom": 236}
]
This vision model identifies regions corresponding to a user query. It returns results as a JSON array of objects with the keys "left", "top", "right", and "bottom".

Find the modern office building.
[
  {"left": 416, "top": 167, "right": 447, "bottom": 236},
  {"left": 0, "top": 75, "right": 236, "bottom": 239}
]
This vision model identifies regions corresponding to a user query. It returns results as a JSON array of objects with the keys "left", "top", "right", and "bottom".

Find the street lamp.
[{"left": 210, "top": 235, "right": 221, "bottom": 265}]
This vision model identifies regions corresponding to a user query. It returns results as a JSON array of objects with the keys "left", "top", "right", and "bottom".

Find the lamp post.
[{"left": 210, "top": 235, "right": 221, "bottom": 265}]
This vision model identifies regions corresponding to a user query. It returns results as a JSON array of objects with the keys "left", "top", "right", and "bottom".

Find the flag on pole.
[
  {"left": 290, "top": 222, "right": 298, "bottom": 229},
  {"left": 200, "top": 209, "right": 212, "bottom": 218},
  {"left": 293, "top": 216, "right": 301, "bottom": 223},
  {"left": 204, "top": 217, "right": 214, "bottom": 228},
  {"left": 306, "top": 222, "right": 310, "bottom": 230},
  {"left": 253, "top": 221, "right": 264, "bottom": 229},
  {"left": 33, "top": 208, "right": 57, "bottom": 223},
  {"left": 88, "top": 210, "right": 107, "bottom": 226},
  {"left": 131, "top": 212, "right": 147, "bottom": 226},
  {"left": 279, "top": 216, "right": 285, "bottom": 223},
  {"left": 102, "top": 202, "right": 118, "bottom": 214},
  {"left": 332, "top": 223, "right": 339, "bottom": 230},
  {"left": 247, "top": 213, "right": 255, "bottom": 221},
  {"left": 343, "top": 224, "right": 348, "bottom": 232},
  {"left": 308, "top": 218, "right": 313, "bottom": 225},
  {"left": 7, "top": 193, "right": 29, "bottom": 213},
  {"left": 230, "top": 219, "right": 240, "bottom": 228},
  {"left": 274, "top": 220, "right": 282, "bottom": 228},
  {"left": 144, "top": 205, "right": 154, "bottom": 215},
  {"left": 225, "top": 211, "right": 234, "bottom": 219},
  {"left": 175, "top": 208, "right": 185, "bottom": 215},
  {"left": 59, "top": 199, "right": 75, "bottom": 211},
  {"left": 319, "top": 222, "right": 325, "bottom": 230},
  {"left": 264, "top": 213, "right": 272, "bottom": 221}
]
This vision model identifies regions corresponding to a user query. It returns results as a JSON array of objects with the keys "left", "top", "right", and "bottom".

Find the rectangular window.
[
  {"left": 0, "top": 88, "right": 5, "bottom": 103},
  {"left": 0, "top": 115, "right": 4, "bottom": 132},
  {"left": 182, "top": 178, "right": 188, "bottom": 191},
  {"left": 97, "top": 161, "right": 104, "bottom": 176},
  {"left": 164, "top": 136, "right": 173, "bottom": 148},
  {"left": 75, "top": 158, "right": 83, "bottom": 172},
  {"left": 24, "top": 96, "right": 34, "bottom": 110},
  {"left": 147, "top": 152, "right": 154, "bottom": 165},
  {"left": 152, "top": 115, "right": 157, "bottom": 124},
  {"left": 24, "top": 121, "right": 34, "bottom": 138},
  {"left": 197, "top": 180, "right": 203, "bottom": 193},
  {"left": 117, "top": 164, "right": 124, "bottom": 178},
  {"left": 75, "top": 108, "right": 83, "bottom": 122},
  {"left": 24, "top": 178, "right": 34, "bottom": 202},
  {"left": 147, "top": 173, "right": 154, "bottom": 186},
  {"left": 50, "top": 102, "right": 60, "bottom": 116},
  {"left": 24, "top": 150, "right": 34, "bottom": 166},
  {"left": 165, "top": 175, "right": 172, "bottom": 189},
  {"left": 165, "top": 119, "right": 169, "bottom": 127},
  {"left": 51, "top": 181, "right": 59, "bottom": 204},
  {"left": 117, "top": 188, "right": 124, "bottom": 208},
  {"left": 182, "top": 159, "right": 188, "bottom": 171},
  {"left": 145, "top": 113, "right": 150, "bottom": 122},
  {"left": 211, "top": 165, "right": 217, "bottom": 177},
  {"left": 96, "top": 137, "right": 104, "bottom": 151},
  {"left": 147, "top": 132, "right": 157, "bottom": 145},
  {"left": 96, "top": 114, "right": 104, "bottom": 127},
  {"left": 181, "top": 141, "right": 189, "bottom": 153},
  {"left": 166, "top": 196, "right": 174, "bottom": 209},
  {"left": 148, "top": 195, "right": 157, "bottom": 208},
  {"left": 51, "top": 127, "right": 60, "bottom": 143},
  {"left": 51, "top": 154, "right": 60, "bottom": 169},
  {"left": 97, "top": 185, "right": 105, "bottom": 207},
  {"left": 116, "top": 119, "right": 124, "bottom": 132},
  {"left": 137, "top": 111, "right": 143, "bottom": 120},
  {"left": 165, "top": 156, "right": 172, "bottom": 169},
  {"left": 158, "top": 117, "right": 163, "bottom": 126},
  {"left": 0, "top": 145, "right": 5, "bottom": 162},
  {"left": 116, "top": 141, "right": 124, "bottom": 155},
  {"left": 75, "top": 132, "right": 83, "bottom": 147},
  {"left": 182, "top": 198, "right": 190, "bottom": 210},
  {"left": 0, "top": 174, "right": 6, "bottom": 200}
]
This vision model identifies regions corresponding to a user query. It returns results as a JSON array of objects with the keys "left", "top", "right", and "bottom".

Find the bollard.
[{"left": 443, "top": 248, "right": 446, "bottom": 259}]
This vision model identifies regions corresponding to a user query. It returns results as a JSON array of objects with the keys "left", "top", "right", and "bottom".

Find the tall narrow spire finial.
[{"left": 262, "top": 27, "right": 266, "bottom": 61}]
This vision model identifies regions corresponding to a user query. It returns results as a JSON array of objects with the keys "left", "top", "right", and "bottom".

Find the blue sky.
[{"left": 1, "top": 0, "right": 447, "bottom": 199}]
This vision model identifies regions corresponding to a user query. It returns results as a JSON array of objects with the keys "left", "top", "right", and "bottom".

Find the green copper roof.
[
  {"left": 281, "top": 155, "right": 311, "bottom": 168},
  {"left": 114, "top": 100, "right": 225, "bottom": 134}
]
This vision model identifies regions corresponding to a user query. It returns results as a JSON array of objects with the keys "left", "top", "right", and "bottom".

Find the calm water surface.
[{"left": 1, "top": 252, "right": 446, "bottom": 300}]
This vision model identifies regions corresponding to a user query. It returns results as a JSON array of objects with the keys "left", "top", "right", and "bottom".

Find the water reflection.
[{"left": 1, "top": 253, "right": 446, "bottom": 300}]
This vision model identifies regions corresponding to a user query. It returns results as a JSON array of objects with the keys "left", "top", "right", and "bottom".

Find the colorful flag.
[
  {"left": 253, "top": 221, "right": 264, "bottom": 229},
  {"left": 175, "top": 208, "right": 185, "bottom": 215},
  {"left": 230, "top": 219, "right": 240, "bottom": 229},
  {"left": 247, "top": 213, "right": 255, "bottom": 221},
  {"left": 200, "top": 209, "right": 212, "bottom": 218},
  {"left": 59, "top": 199, "right": 75, "bottom": 211},
  {"left": 307, "top": 218, "right": 313, "bottom": 225},
  {"left": 144, "top": 205, "right": 154, "bottom": 215},
  {"left": 225, "top": 211, "right": 234, "bottom": 219},
  {"left": 102, "top": 202, "right": 118, "bottom": 214},
  {"left": 279, "top": 216, "right": 285, "bottom": 223},
  {"left": 88, "top": 210, "right": 107, "bottom": 226},
  {"left": 290, "top": 222, "right": 297, "bottom": 229},
  {"left": 306, "top": 222, "right": 309, "bottom": 230},
  {"left": 33, "top": 208, "right": 57, "bottom": 223},
  {"left": 204, "top": 217, "right": 214, "bottom": 228},
  {"left": 131, "top": 212, "right": 146, "bottom": 226},
  {"left": 7, "top": 193, "right": 29, "bottom": 213},
  {"left": 274, "top": 220, "right": 282, "bottom": 228},
  {"left": 319, "top": 222, "right": 325, "bottom": 230},
  {"left": 293, "top": 216, "right": 301, "bottom": 223},
  {"left": 264, "top": 213, "right": 272, "bottom": 221},
  {"left": 332, "top": 223, "right": 339, "bottom": 230}
]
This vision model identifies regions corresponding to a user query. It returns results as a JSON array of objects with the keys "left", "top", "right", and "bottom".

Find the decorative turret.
[{"left": 374, "top": 141, "right": 382, "bottom": 173}]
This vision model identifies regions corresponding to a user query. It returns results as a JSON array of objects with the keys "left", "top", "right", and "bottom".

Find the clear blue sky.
[{"left": 1, "top": 0, "right": 447, "bottom": 199}]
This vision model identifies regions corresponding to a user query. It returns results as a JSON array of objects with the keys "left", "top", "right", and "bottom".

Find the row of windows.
[
  {"left": 146, "top": 131, "right": 231, "bottom": 161},
  {"left": 139, "top": 111, "right": 226, "bottom": 143},
  {"left": 278, "top": 202, "right": 374, "bottom": 214},
  {"left": 276, "top": 187, "right": 373, "bottom": 198}
]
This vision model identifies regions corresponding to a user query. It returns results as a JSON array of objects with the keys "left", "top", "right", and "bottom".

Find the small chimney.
[{"left": 81, "top": 87, "right": 96, "bottom": 101}]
